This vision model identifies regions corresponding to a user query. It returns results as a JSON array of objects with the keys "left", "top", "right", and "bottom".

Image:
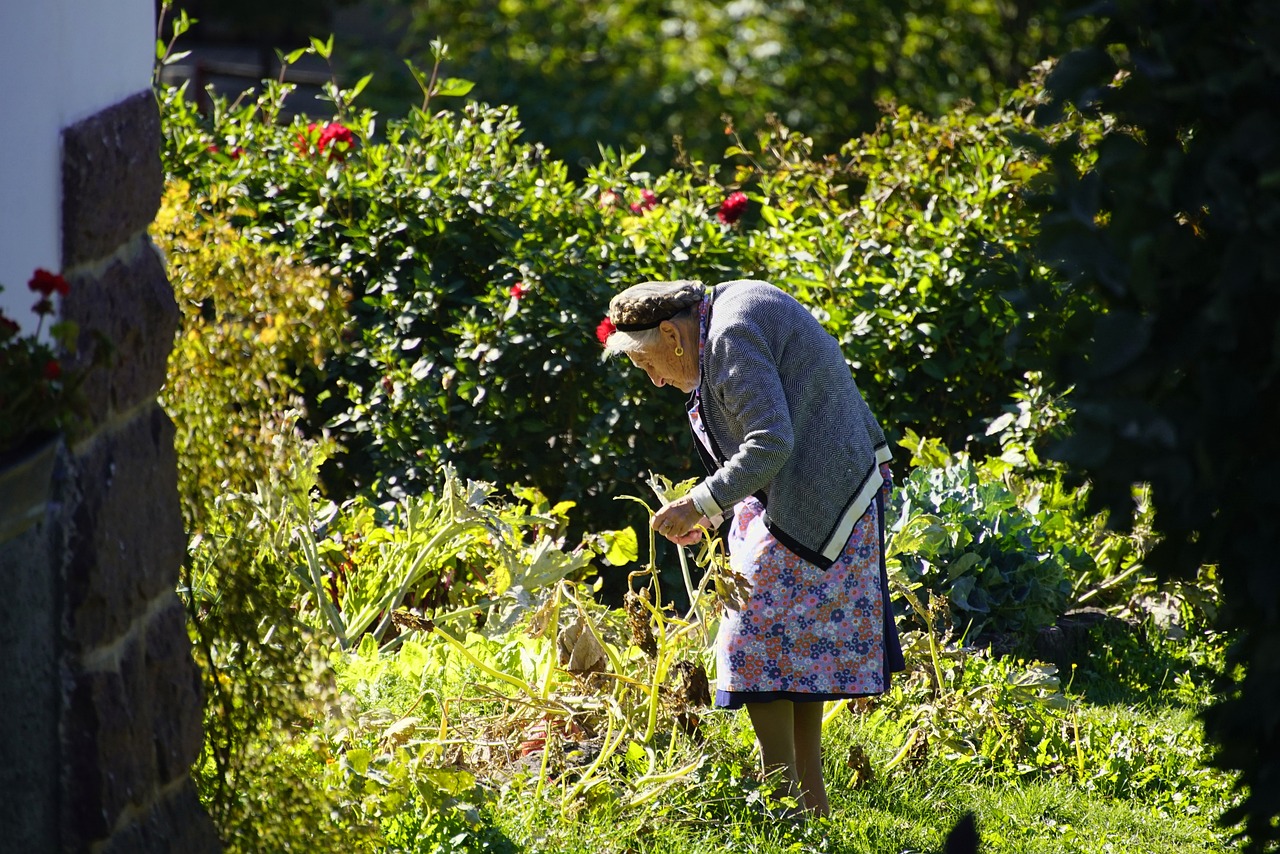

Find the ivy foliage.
[{"left": 1018, "top": 0, "right": 1280, "bottom": 847}]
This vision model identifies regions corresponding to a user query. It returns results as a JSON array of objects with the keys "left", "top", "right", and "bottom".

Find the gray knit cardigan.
[{"left": 686, "top": 279, "right": 891, "bottom": 570}]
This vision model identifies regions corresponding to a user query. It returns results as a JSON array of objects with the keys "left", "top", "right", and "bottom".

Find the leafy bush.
[{"left": 158, "top": 46, "right": 1098, "bottom": 539}]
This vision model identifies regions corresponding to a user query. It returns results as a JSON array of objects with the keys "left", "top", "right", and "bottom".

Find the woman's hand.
[{"left": 651, "top": 496, "right": 707, "bottom": 544}]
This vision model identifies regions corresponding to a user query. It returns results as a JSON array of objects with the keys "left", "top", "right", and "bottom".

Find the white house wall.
[{"left": 0, "top": 0, "right": 153, "bottom": 333}]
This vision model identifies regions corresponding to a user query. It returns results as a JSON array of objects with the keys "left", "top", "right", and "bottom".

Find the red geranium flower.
[
  {"left": 43, "top": 359, "right": 62, "bottom": 381},
  {"left": 0, "top": 314, "right": 19, "bottom": 338},
  {"left": 509, "top": 282, "right": 528, "bottom": 299},
  {"left": 717, "top": 191, "right": 749, "bottom": 225},
  {"left": 28, "top": 269, "right": 70, "bottom": 297},
  {"left": 629, "top": 189, "right": 658, "bottom": 214},
  {"left": 596, "top": 317, "right": 617, "bottom": 345}
]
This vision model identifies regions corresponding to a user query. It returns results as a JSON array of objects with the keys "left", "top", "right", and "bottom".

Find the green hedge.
[{"left": 159, "top": 56, "right": 1092, "bottom": 536}]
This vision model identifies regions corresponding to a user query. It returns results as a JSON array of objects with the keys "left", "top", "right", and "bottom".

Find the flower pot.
[{"left": 0, "top": 434, "right": 60, "bottom": 545}]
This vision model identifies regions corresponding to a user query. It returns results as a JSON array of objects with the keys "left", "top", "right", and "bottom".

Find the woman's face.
[{"left": 626, "top": 320, "right": 699, "bottom": 392}]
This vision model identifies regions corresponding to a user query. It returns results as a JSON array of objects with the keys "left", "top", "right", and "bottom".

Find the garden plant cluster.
[{"left": 153, "top": 18, "right": 1247, "bottom": 854}]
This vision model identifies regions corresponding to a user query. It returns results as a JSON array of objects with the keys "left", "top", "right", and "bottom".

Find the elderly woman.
[{"left": 598, "top": 278, "right": 904, "bottom": 817}]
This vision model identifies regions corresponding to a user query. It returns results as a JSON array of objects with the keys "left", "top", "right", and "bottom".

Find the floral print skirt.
[{"left": 713, "top": 464, "right": 900, "bottom": 709}]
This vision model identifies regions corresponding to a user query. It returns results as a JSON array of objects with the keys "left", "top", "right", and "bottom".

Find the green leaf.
[
  {"left": 310, "top": 34, "right": 334, "bottom": 60},
  {"left": 435, "top": 78, "right": 475, "bottom": 98},
  {"left": 421, "top": 768, "right": 476, "bottom": 797},
  {"left": 599, "top": 527, "right": 639, "bottom": 566},
  {"left": 946, "top": 552, "right": 981, "bottom": 581},
  {"left": 344, "top": 747, "right": 372, "bottom": 775},
  {"left": 349, "top": 73, "right": 374, "bottom": 101},
  {"left": 357, "top": 633, "right": 380, "bottom": 661}
]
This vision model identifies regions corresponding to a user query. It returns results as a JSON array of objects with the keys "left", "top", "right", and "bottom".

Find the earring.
[{"left": 674, "top": 346, "right": 685, "bottom": 357}]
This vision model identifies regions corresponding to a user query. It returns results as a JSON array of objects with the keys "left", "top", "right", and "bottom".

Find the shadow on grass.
[{"left": 1024, "top": 612, "right": 1223, "bottom": 710}]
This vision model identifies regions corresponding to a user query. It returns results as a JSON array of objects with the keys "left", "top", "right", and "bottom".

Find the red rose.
[
  {"left": 595, "top": 317, "right": 617, "bottom": 345},
  {"left": 43, "top": 359, "right": 61, "bottom": 381},
  {"left": 509, "top": 282, "right": 527, "bottom": 299},
  {"left": 717, "top": 191, "right": 749, "bottom": 225},
  {"left": 28, "top": 268, "right": 69, "bottom": 297},
  {"left": 629, "top": 188, "right": 658, "bottom": 214}
]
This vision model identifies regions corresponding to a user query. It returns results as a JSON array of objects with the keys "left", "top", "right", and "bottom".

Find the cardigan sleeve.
[{"left": 691, "top": 315, "right": 794, "bottom": 511}]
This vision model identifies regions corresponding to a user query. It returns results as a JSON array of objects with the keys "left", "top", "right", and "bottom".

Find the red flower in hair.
[
  {"left": 595, "top": 317, "right": 617, "bottom": 345},
  {"left": 717, "top": 191, "right": 749, "bottom": 225}
]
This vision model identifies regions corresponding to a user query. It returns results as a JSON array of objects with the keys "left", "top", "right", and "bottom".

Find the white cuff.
[{"left": 688, "top": 482, "right": 723, "bottom": 520}]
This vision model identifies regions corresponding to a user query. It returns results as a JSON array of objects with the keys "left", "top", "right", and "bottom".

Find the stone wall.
[{"left": 0, "top": 91, "right": 220, "bottom": 852}]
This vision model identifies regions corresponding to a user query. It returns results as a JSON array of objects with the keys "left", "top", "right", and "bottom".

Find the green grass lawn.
[{"left": 320, "top": 614, "right": 1240, "bottom": 854}]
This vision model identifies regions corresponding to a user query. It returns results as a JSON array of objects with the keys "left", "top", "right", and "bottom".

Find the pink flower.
[
  {"left": 629, "top": 189, "right": 658, "bottom": 214},
  {"left": 28, "top": 269, "right": 69, "bottom": 297},
  {"left": 717, "top": 191, "right": 749, "bottom": 225},
  {"left": 509, "top": 282, "right": 528, "bottom": 299},
  {"left": 595, "top": 317, "right": 617, "bottom": 345}
]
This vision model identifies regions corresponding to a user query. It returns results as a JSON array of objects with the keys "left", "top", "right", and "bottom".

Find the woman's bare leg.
[
  {"left": 793, "top": 701, "right": 828, "bottom": 816},
  {"left": 746, "top": 700, "right": 806, "bottom": 815}
]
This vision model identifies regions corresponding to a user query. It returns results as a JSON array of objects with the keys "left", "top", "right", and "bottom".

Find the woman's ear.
[{"left": 659, "top": 319, "right": 682, "bottom": 351}]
